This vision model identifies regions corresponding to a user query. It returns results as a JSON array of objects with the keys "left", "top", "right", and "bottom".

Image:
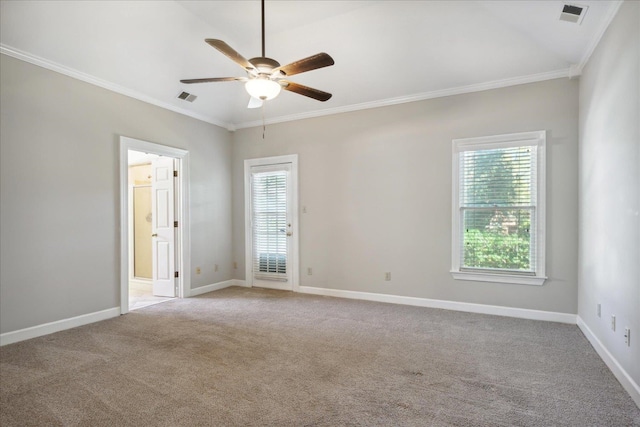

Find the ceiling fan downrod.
[{"left": 261, "top": 0, "right": 265, "bottom": 58}]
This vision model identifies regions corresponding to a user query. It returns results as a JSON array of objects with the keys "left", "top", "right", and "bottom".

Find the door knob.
[{"left": 152, "top": 233, "right": 158, "bottom": 237}]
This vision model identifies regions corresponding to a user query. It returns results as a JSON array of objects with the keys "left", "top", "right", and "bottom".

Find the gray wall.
[
  {"left": 578, "top": 1, "right": 639, "bottom": 386},
  {"left": 232, "top": 77, "right": 579, "bottom": 314},
  {"left": 0, "top": 55, "right": 233, "bottom": 333}
]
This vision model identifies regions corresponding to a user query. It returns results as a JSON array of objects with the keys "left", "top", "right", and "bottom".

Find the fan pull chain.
[{"left": 261, "top": 101, "right": 266, "bottom": 139}]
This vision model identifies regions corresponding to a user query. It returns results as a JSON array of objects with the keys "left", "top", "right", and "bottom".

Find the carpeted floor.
[{"left": 1, "top": 286, "right": 638, "bottom": 426}]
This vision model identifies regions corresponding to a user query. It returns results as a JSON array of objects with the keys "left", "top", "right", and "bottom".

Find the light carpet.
[{"left": 1, "top": 286, "right": 638, "bottom": 426}]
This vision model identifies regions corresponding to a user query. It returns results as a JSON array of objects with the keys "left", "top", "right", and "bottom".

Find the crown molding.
[
  {"left": 2, "top": 43, "right": 576, "bottom": 133},
  {"left": 234, "top": 68, "right": 571, "bottom": 129},
  {"left": 0, "top": 44, "right": 234, "bottom": 131},
  {"left": 575, "top": 0, "right": 624, "bottom": 74}
]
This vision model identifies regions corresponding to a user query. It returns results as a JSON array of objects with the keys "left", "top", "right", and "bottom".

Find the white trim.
[
  {"left": 451, "top": 131, "right": 547, "bottom": 286},
  {"left": 244, "top": 155, "right": 300, "bottom": 292},
  {"left": 575, "top": 1, "right": 624, "bottom": 74},
  {"left": 120, "top": 137, "right": 191, "bottom": 313},
  {"left": 1, "top": 44, "right": 570, "bottom": 132},
  {"left": 299, "top": 286, "right": 576, "bottom": 324},
  {"left": 234, "top": 70, "right": 570, "bottom": 129},
  {"left": 453, "top": 131, "right": 546, "bottom": 151},
  {"left": 190, "top": 280, "right": 236, "bottom": 296},
  {"left": 173, "top": 157, "right": 185, "bottom": 297},
  {"left": 577, "top": 316, "right": 640, "bottom": 408},
  {"left": 0, "top": 44, "right": 233, "bottom": 131},
  {"left": 450, "top": 271, "right": 546, "bottom": 286},
  {"left": 0, "top": 308, "right": 120, "bottom": 346}
]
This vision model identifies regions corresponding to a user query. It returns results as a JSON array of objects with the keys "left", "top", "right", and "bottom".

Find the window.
[{"left": 451, "top": 131, "right": 546, "bottom": 285}]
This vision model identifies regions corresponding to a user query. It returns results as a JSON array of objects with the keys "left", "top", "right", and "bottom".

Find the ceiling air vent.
[
  {"left": 176, "top": 91, "right": 197, "bottom": 102},
  {"left": 560, "top": 3, "right": 587, "bottom": 24}
]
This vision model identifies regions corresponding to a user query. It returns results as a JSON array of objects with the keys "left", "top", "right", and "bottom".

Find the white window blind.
[
  {"left": 451, "top": 131, "right": 546, "bottom": 286},
  {"left": 252, "top": 170, "right": 288, "bottom": 281},
  {"left": 459, "top": 145, "right": 537, "bottom": 273}
]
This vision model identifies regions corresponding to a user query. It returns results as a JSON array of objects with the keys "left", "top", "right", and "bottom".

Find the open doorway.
[
  {"left": 128, "top": 151, "right": 173, "bottom": 310},
  {"left": 119, "top": 137, "right": 191, "bottom": 314}
]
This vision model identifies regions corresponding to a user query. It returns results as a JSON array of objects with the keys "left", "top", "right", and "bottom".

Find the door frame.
[
  {"left": 119, "top": 136, "right": 191, "bottom": 314},
  {"left": 244, "top": 154, "right": 299, "bottom": 291}
]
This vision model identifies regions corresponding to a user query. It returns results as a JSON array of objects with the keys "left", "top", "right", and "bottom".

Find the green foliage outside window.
[
  {"left": 461, "top": 146, "right": 534, "bottom": 272},
  {"left": 463, "top": 229, "right": 531, "bottom": 270}
]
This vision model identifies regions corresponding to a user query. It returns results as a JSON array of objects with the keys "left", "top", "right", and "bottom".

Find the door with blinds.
[{"left": 249, "top": 163, "right": 293, "bottom": 290}]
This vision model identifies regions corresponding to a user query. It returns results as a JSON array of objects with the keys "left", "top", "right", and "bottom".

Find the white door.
[
  {"left": 151, "top": 157, "right": 176, "bottom": 297},
  {"left": 250, "top": 164, "right": 293, "bottom": 290}
]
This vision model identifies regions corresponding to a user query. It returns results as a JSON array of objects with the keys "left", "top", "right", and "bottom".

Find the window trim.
[{"left": 450, "top": 131, "right": 547, "bottom": 286}]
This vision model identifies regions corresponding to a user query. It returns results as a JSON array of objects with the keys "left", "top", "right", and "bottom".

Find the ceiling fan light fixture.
[
  {"left": 245, "top": 77, "right": 281, "bottom": 101},
  {"left": 180, "top": 0, "right": 333, "bottom": 106}
]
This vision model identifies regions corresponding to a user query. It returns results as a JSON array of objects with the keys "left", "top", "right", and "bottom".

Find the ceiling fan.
[{"left": 180, "top": 0, "right": 335, "bottom": 109}]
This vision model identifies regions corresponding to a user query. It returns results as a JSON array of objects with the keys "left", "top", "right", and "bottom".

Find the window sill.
[{"left": 450, "top": 270, "right": 546, "bottom": 286}]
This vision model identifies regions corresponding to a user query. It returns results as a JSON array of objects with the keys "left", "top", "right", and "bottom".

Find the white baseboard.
[
  {"left": 298, "top": 286, "right": 577, "bottom": 324},
  {"left": 1, "top": 279, "right": 246, "bottom": 346},
  {"left": 190, "top": 279, "right": 239, "bottom": 296},
  {"left": 577, "top": 316, "right": 640, "bottom": 408},
  {"left": 234, "top": 279, "right": 249, "bottom": 287},
  {"left": 0, "top": 307, "right": 120, "bottom": 347}
]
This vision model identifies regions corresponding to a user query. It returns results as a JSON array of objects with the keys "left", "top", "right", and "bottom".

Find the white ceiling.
[{"left": 0, "top": 1, "right": 621, "bottom": 130}]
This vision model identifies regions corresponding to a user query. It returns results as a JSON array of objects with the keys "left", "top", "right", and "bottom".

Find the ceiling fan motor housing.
[{"left": 248, "top": 57, "right": 282, "bottom": 75}]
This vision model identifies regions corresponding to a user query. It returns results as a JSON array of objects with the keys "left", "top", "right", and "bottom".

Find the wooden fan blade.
[
  {"left": 273, "top": 53, "right": 334, "bottom": 76},
  {"left": 205, "top": 39, "right": 256, "bottom": 72},
  {"left": 281, "top": 81, "right": 332, "bottom": 102},
  {"left": 180, "top": 77, "right": 247, "bottom": 84}
]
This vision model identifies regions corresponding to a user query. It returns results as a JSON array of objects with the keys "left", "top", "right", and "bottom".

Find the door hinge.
[
  {"left": 173, "top": 170, "right": 178, "bottom": 177},
  {"left": 175, "top": 271, "right": 179, "bottom": 278},
  {"left": 174, "top": 221, "right": 178, "bottom": 228}
]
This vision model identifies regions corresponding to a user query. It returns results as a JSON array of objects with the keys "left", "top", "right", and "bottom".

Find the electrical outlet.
[
  {"left": 214, "top": 264, "right": 219, "bottom": 272},
  {"left": 385, "top": 272, "right": 391, "bottom": 281},
  {"left": 611, "top": 315, "right": 616, "bottom": 331},
  {"left": 597, "top": 303, "right": 601, "bottom": 318},
  {"left": 195, "top": 267, "right": 201, "bottom": 275},
  {"left": 307, "top": 267, "right": 312, "bottom": 275},
  {"left": 624, "top": 328, "right": 631, "bottom": 346},
  {"left": 233, "top": 262, "right": 237, "bottom": 269}
]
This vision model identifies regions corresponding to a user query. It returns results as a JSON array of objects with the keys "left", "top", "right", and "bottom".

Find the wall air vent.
[
  {"left": 176, "top": 91, "right": 197, "bottom": 102},
  {"left": 560, "top": 3, "right": 587, "bottom": 24}
]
